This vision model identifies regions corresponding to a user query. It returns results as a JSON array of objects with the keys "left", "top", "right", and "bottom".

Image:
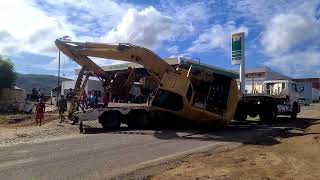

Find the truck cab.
[
  {"left": 263, "top": 80, "right": 299, "bottom": 101},
  {"left": 235, "top": 80, "right": 301, "bottom": 123}
]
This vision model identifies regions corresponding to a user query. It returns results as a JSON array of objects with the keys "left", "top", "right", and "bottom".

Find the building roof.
[
  {"left": 75, "top": 58, "right": 180, "bottom": 75},
  {"left": 75, "top": 57, "right": 238, "bottom": 78},
  {"left": 293, "top": 78, "right": 320, "bottom": 81},
  {"left": 179, "top": 58, "right": 240, "bottom": 78},
  {"left": 232, "top": 66, "right": 292, "bottom": 79}
]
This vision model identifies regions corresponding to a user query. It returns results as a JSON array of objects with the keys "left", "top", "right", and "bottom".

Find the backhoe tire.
[{"left": 99, "top": 111, "right": 121, "bottom": 130}]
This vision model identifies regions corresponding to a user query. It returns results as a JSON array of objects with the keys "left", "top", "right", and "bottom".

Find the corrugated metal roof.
[{"left": 178, "top": 58, "right": 239, "bottom": 78}]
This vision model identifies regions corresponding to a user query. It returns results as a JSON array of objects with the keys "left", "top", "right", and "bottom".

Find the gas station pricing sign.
[{"left": 231, "top": 32, "right": 245, "bottom": 65}]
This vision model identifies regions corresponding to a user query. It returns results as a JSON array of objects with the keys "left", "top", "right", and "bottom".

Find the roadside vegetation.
[
  {"left": 0, "top": 115, "right": 9, "bottom": 124},
  {"left": 0, "top": 55, "right": 17, "bottom": 90}
]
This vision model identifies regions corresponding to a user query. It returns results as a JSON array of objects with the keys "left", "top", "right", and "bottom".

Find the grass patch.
[{"left": 0, "top": 115, "right": 9, "bottom": 124}]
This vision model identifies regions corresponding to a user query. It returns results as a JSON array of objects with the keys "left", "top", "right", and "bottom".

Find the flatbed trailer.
[{"left": 75, "top": 103, "right": 197, "bottom": 129}]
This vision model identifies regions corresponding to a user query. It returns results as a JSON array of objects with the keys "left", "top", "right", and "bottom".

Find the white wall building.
[
  {"left": 61, "top": 79, "right": 104, "bottom": 100},
  {"left": 294, "top": 78, "right": 320, "bottom": 102},
  {"left": 236, "top": 67, "right": 292, "bottom": 93}
]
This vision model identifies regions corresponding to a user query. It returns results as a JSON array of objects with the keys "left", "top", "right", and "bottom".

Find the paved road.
[{"left": 0, "top": 120, "right": 290, "bottom": 180}]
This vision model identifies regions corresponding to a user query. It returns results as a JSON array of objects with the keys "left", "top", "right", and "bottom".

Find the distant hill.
[{"left": 15, "top": 73, "right": 71, "bottom": 95}]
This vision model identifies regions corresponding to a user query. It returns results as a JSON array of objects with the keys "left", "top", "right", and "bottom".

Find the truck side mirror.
[{"left": 299, "top": 87, "right": 304, "bottom": 92}]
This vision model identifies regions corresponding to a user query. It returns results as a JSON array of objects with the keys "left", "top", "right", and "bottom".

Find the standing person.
[
  {"left": 87, "top": 91, "right": 92, "bottom": 107},
  {"left": 102, "top": 92, "right": 109, "bottom": 108},
  {"left": 31, "top": 88, "right": 38, "bottom": 101},
  {"left": 94, "top": 93, "right": 98, "bottom": 107},
  {"left": 35, "top": 98, "right": 45, "bottom": 126},
  {"left": 38, "top": 88, "right": 44, "bottom": 99},
  {"left": 67, "top": 88, "right": 74, "bottom": 101},
  {"left": 58, "top": 95, "right": 68, "bottom": 123},
  {"left": 90, "top": 92, "right": 98, "bottom": 108}
]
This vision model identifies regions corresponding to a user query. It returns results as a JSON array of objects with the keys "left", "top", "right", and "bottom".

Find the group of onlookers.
[
  {"left": 82, "top": 91, "right": 110, "bottom": 108},
  {"left": 34, "top": 89, "right": 110, "bottom": 126}
]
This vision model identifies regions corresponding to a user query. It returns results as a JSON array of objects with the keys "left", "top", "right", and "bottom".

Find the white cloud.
[
  {"left": 3, "top": 0, "right": 319, "bottom": 78},
  {"left": 169, "top": 52, "right": 191, "bottom": 59},
  {"left": 264, "top": 51, "right": 320, "bottom": 77},
  {"left": 188, "top": 22, "right": 248, "bottom": 53},
  {"left": 103, "top": 6, "right": 186, "bottom": 49},
  {"left": 0, "top": 0, "right": 212, "bottom": 59},
  {"left": 167, "top": 45, "right": 179, "bottom": 54},
  {"left": 258, "top": 1, "right": 320, "bottom": 76},
  {"left": 36, "top": 0, "right": 133, "bottom": 36},
  {"left": 227, "top": 0, "right": 320, "bottom": 25},
  {"left": 160, "top": 1, "right": 212, "bottom": 30},
  {"left": 261, "top": 14, "right": 320, "bottom": 55},
  {"left": 89, "top": 57, "right": 124, "bottom": 66},
  {"left": 0, "top": 0, "right": 76, "bottom": 56}
]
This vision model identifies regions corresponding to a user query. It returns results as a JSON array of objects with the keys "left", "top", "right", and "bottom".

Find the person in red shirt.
[
  {"left": 102, "top": 92, "right": 109, "bottom": 108},
  {"left": 35, "top": 98, "right": 45, "bottom": 126}
]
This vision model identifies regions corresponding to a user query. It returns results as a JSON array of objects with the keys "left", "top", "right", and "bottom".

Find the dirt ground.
[
  {"left": 0, "top": 111, "right": 81, "bottom": 146},
  {"left": 150, "top": 104, "right": 320, "bottom": 180},
  {"left": 1, "top": 103, "right": 320, "bottom": 179}
]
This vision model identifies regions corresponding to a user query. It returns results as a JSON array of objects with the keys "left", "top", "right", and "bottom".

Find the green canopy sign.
[{"left": 231, "top": 32, "right": 245, "bottom": 65}]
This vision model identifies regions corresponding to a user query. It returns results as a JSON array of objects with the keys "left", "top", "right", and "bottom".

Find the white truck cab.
[
  {"left": 235, "top": 80, "right": 301, "bottom": 123},
  {"left": 263, "top": 80, "right": 300, "bottom": 102}
]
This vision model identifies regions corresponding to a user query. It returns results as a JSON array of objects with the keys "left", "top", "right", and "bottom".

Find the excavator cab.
[{"left": 151, "top": 62, "right": 239, "bottom": 127}]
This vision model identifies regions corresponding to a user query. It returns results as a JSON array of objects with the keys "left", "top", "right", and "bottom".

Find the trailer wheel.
[
  {"left": 127, "top": 110, "right": 150, "bottom": 129},
  {"left": 99, "top": 111, "right": 121, "bottom": 130},
  {"left": 259, "top": 104, "right": 277, "bottom": 125}
]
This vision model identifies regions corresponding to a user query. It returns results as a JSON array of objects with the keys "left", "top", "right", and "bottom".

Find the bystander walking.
[
  {"left": 58, "top": 95, "right": 68, "bottom": 123},
  {"left": 35, "top": 98, "right": 45, "bottom": 126}
]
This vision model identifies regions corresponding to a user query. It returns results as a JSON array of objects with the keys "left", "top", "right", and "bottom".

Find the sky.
[{"left": 0, "top": 0, "right": 320, "bottom": 78}]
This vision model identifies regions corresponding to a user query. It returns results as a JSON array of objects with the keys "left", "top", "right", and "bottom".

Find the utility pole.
[
  {"left": 239, "top": 50, "right": 245, "bottom": 94},
  {"left": 56, "top": 49, "right": 61, "bottom": 106},
  {"left": 56, "top": 36, "right": 70, "bottom": 106}
]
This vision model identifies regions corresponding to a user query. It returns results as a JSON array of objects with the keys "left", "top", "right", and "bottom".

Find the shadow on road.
[{"left": 82, "top": 117, "right": 320, "bottom": 146}]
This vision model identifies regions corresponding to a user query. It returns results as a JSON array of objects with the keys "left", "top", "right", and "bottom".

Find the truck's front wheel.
[
  {"left": 234, "top": 102, "right": 247, "bottom": 121},
  {"left": 259, "top": 104, "right": 277, "bottom": 124},
  {"left": 99, "top": 111, "right": 121, "bottom": 130},
  {"left": 291, "top": 103, "right": 298, "bottom": 120}
]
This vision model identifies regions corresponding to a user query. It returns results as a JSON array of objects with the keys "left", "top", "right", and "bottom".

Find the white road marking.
[{"left": 0, "top": 158, "right": 37, "bottom": 168}]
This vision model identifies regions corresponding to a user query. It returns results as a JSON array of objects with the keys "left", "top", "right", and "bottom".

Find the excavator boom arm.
[{"left": 55, "top": 40, "right": 176, "bottom": 78}]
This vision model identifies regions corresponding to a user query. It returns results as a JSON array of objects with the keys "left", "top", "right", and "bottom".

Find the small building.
[
  {"left": 0, "top": 86, "right": 27, "bottom": 112},
  {"left": 61, "top": 79, "right": 104, "bottom": 101},
  {"left": 294, "top": 78, "right": 320, "bottom": 102},
  {"left": 236, "top": 66, "right": 292, "bottom": 93}
]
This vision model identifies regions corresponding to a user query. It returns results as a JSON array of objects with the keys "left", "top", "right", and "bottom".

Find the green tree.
[{"left": 0, "top": 55, "right": 17, "bottom": 89}]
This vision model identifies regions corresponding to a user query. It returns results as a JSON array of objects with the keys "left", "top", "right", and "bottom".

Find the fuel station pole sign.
[
  {"left": 231, "top": 32, "right": 244, "bottom": 65},
  {"left": 231, "top": 32, "right": 245, "bottom": 94}
]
